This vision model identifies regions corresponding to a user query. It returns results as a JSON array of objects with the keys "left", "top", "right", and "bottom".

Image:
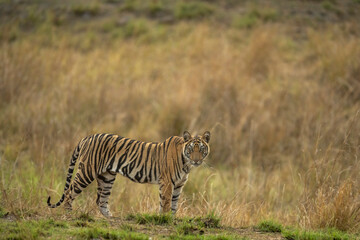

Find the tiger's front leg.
[
  {"left": 159, "top": 178, "right": 173, "bottom": 213},
  {"left": 171, "top": 175, "right": 188, "bottom": 214}
]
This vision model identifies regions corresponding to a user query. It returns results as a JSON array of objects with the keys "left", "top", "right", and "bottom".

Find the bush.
[
  {"left": 233, "top": 8, "right": 278, "bottom": 29},
  {"left": 71, "top": 4, "right": 101, "bottom": 17},
  {"left": 126, "top": 213, "right": 173, "bottom": 225},
  {"left": 174, "top": 2, "right": 214, "bottom": 20},
  {"left": 256, "top": 220, "right": 283, "bottom": 233}
]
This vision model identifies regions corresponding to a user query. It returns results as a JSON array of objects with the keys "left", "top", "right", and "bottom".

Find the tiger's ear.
[
  {"left": 203, "top": 131, "right": 210, "bottom": 143},
  {"left": 183, "top": 131, "right": 192, "bottom": 142}
]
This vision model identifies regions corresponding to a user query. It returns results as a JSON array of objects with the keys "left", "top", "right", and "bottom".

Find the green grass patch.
[
  {"left": 176, "top": 219, "right": 207, "bottom": 236},
  {"left": 120, "top": 223, "right": 134, "bottom": 231},
  {"left": 0, "top": 218, "right": 147, "bottom": 240},
  {"left": 102, "top": 19, "right": 118, "bottom": 33},
  {"left": 147, "top": 0, "right": 166, "bottom": 17},
  {"left": 169, "top": 234, "right": 248, "bottom": 240},
  {"left": 77, "top": 212, "right": 95, "bottom": 222},
  {"left": 232, "top": 14, "right": 258, "bottom": 29},
  {"left": 73, "top": 220, "right": 90, "bottom": 228},
  {"left": 256, "top": 220, "right": 283, "bottom": 233},
  {"left": 126, "top": 212, "right": 173, "bottom": 225},
  {"left": 321, "top": 1, "right": 336, "bottom": 11},
  {"left": 121, "top": 19, "right": 150, "bottom": 38},
  {"left": 0, "top": 219, "right": 69, "bottom": 240},
  {"left": 282, "top": 227, "right": 355, "bottom": 240},
  {"left": 0, "top": 213, "right": 356, "bottom": 240},
  {"left": 175, "top": 213, "right": 221, "bottom": 236},
  {"left": 174, "top": 2, "right": 215, "bottom": 20},
  {"left": 176, "top": 221, "right": 201, "bottom": 235},
  {"left": 102, "top": 18, "right": 168, "bottom": 42},
  {"left": 105, "top": 0, "right": 122, "bottom": 3},
  {"left": 74, "top": 227, "right": 148, "bottom": 240},
  {"left": 232, "top": 8, "right": 278, "bottom": 29},
  {"left": 193, "top": 212, "right": 221, "bottom": 228},
  {"left": 0, "top": 206, "right": 7, "bottom": 218},
  {"left": 118, "top": 0, "right": 140, "bottom": 12},
  {"left": 255, "top": 219, "right": 360, "bottom": 240},
  {"left": 71, "top": 3, "right": 101, "bottom": 17},
  {"left": 19, "top": 6, "right": 43, "bottom": 30}
]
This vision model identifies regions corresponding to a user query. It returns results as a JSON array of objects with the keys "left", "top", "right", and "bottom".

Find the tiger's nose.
[{"left": 191, "top": 160, "right": 202, "bottom": 166}]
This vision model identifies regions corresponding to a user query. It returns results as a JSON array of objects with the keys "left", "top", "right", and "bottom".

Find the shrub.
[
  {"left": 174, "top": 2, "right": 214, "bottom": 20},
  {"left": 71, "top": 4, "right": 100, "bottom": 17},
  {"left": 256, "top": 220, "right": 283, "bottom": 233},
  {"left": 233, "top": 8, "right": 278, "bottom": 29}
]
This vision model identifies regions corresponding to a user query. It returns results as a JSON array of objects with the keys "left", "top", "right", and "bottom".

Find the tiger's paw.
[{"left": 99, "top": 207, "right": 112, "bottom": 218}]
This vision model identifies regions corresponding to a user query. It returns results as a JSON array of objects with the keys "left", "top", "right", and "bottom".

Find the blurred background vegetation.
[{"left": 0, "top": 0, "right": 360, "bottom": 234}]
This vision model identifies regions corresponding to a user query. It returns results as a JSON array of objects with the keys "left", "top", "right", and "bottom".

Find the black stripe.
[
  {"left": 81, "top": 166, "right": 92, "bottom": 184},
  {"left": 145, "top": 143, "right": 152, "bottom": 164},
  {"left": 76, "top": 175, "right": 88, "bottom": 188},
  {"left": 98, "top": 135, "right": 113, "bottom": 170},
  {"left": 97, "top": 174, "right": 114, "bottom": 184},
  {"left": 116, "top": 147, "right": 130, "bottom": 172},
  {"left": 94, "top": 134, "right": 105, "bottom": 170},
  {"left": 148, "top": 144, "right": 156, "bottom": 182},
  {"left": 135, "top": 165, "right": 144, "bottom": 182},
  {"left": 172, "top": 193, "right": 180, "bottom": 199},
  {"left": 166, "top": 136, "right": 174, "bottom": 151},
  {"left": 174, "top": 184, "right": 183, "bottom": 190},
  {"left": 74, "top": 186, "right": 82, "bottom": 194},
  {"left": 128, "top": 141, "right": 141, "bottom": 160},
  {"left": 135, "top": 143, "right": 145, "bottom": 168},
  {"left": 87, "top": 163, "right": 94, "bottom": 181},
  {"left": 97, "top": 174, "right": 107, "bottom": 182},
  {"left": 101, "top": 136, "right": 115, "bottom": 168},
  {"left": 107, "top": 138, "right": 126, "bottom": 169},
  {"left": 153, "top": 146, "right": 158, "bottom": 181},
  {"left": 129, "top": 158, "right": 136, "bottom": 172},
  {"left": 144, "top": 144, "right": 155, "bottom": 181},
  {"left": 128, "top": 142, "right": 142, "bottom": 171},
  {"left": 101, "top": 191, "right": 111, "bottom": 196}
]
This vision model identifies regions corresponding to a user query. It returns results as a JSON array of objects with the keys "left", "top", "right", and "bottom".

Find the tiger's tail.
[{"left": 47, "top": 139, "right": 84, "bottom": 208}]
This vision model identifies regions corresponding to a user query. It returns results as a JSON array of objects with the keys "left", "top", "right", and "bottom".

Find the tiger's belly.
[{"left": 117, "top": 164, "right": 158, "bottom": 184}]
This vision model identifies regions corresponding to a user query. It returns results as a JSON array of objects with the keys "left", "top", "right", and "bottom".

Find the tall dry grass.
[{"left": 0, "top": 22, "right": 359, "bottom": 232}]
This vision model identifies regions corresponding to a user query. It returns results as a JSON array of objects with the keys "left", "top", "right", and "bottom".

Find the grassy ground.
[
  {"left": 0, "top": 212, "right": 258, "bottom": 240},
  {"left": 1, "top": 212, "right": 358, "bottom": 240},
  {"left": 1, "top": 0, "right": 360, "bottom": 239}
]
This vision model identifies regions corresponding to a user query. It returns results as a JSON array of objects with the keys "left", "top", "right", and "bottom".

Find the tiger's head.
[{"left": 182, "top": 131, "right": 210, "bottom": 167}]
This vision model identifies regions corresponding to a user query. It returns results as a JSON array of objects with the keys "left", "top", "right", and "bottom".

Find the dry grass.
[
  {"left": 301, "top": 180, "right": 360, "bottom": 232},
  {"left": 0, "top": 17, "right": 359, "bottom": 234}
]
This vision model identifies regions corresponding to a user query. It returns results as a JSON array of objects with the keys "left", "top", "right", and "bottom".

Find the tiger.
[{"left": 47, "top": 131, "right": 210, "bottom": 217}]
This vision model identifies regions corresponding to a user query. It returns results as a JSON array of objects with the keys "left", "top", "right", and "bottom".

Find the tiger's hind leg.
[
  {"left": 96, "top": 171, "right": 117, "bottom": 218},
  {"left": 64, "top": 170, "right": 95, "bottom": 210}
]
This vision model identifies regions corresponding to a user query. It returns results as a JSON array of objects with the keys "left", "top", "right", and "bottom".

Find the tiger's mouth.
[{"left": 190, "top": 161, "right": 202, "bottom": 167}]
